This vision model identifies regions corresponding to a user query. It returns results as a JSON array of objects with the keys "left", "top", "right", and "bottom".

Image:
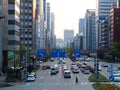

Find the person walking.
[{"left": 75, "top": 76, "right": 79, "bottom": 83}]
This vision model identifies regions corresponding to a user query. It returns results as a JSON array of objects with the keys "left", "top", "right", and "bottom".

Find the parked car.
[
  {"left": 98, "top": 65, "right": 102, "bottom": 71},
  {"left": 113, "top": 76, "right": 120, "bottom": 82},
  {"left": 113, "top": 72, "right": 120, "bottom": 81},
  {"left": 30, "top": 72, "right": 37, "bottom": 78},
  {"left": 101, "top": 63, "right": 108, "bottom": 67},
  {"left": 63, "top": 70, "right": 71, "bottom": 78},
  {"left": 26, "top": 75, "right": 35, "bottom": 82}
]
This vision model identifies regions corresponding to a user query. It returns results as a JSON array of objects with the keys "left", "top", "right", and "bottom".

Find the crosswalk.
[{"left": 24, "top": 82, "right": 93, "bottom": 86}]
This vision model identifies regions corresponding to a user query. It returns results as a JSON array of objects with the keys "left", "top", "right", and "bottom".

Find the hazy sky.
[{"left": 47, "top": 0, "right": 96, "bottom": 39}]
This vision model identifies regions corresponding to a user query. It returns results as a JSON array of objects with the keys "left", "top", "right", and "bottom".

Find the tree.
[
  {"left": 113, "top": 42, "right": 120, "bottom": 51},
  {"left": 109, "top": 42, "right": 120, "bottom": 60}
]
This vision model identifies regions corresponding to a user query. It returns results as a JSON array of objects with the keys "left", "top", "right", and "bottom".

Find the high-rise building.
[
  {"left": 85, "top": 9, "right": 96, "bottom": 51},
  {"left": 0, "top": 0, "right": 8, "bottom": 74},
  {"left": 36, "top": 0, "right": 46, "bottom": 50},
  {"left": 96, "top": 0, "right": 117, "bottom": 48},
  {"left": 51, "top": 13, "right": 55, "bottom": 48},
  {"left": 110, "top": 8, "right": 120, "bottom": 47},
  {"left": 117, "top": 0, "right": 120, "bottom": 8},
  {"left": 8, "top": 0, "right": 20, "bottom": 50},
  {"left": 47, "top": 2, "right": 51, "bottom": 51},
  {"left": 101, "top": 17, "right": 110, "bottom": 49},
  {"left": 74, "top": 34, "right": 83, "bottom": 50},
  {"left": 39, "top": 0, "right": 46, "bottom": 49},
  {"left": 20, "top": 0, "right": 36, "bottom": 50},
  {"left": 64, "top": 30, "right": 74, "bottom": 47},
  {"left": 47, "top": 2, "right": 51, "bottom": 40},
  {"left": 36, "top": 0, "right": 40, "bottom": 50},
  {"left": 79, "top": 18, "right": 85, "bottom": 35}
]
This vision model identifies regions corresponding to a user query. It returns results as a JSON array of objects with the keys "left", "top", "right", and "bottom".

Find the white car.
[
  {"left": 113, "top": 76, "right": 120, "bottom": 81},
  {"left": 27, "top": 75, "right": 35, "bottom": 82}
]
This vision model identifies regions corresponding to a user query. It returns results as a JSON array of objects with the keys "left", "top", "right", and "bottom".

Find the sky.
[{"left": 47, "top": 0, "right": 96, "bottom": 39}]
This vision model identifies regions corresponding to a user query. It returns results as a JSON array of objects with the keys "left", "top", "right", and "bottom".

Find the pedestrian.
[{"left": 75, "top": 76, "right": 79, "bottom": 83}]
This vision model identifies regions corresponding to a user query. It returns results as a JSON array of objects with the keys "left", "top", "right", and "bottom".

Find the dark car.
[
  {"left": 46, "top": 65, "right": 51, "bottom": 69},
  {"left": 42, "top": 65, "right": 47, "bottom": 70},
  {"left": 101, "top": 64, "right": 108, "bottom": 67}
]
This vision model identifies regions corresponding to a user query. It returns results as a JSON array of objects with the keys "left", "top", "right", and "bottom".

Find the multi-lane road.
[{"left": 1, "top": 58, "right": 96, "bottom": 90}]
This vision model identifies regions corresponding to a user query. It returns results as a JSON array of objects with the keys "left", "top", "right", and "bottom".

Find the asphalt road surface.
[{"left": 1, "top": 58, "right": 96, "bottom": 90}]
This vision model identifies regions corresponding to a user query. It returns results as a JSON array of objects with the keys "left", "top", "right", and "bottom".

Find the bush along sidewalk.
[
  {"left": 93, "top": 83, "right": 120, "bottom": 90},
  {"left": 0, "top": 83, "right": 13, "bottom": 87},
  {"left": 89, "top": 73, "right": 120, "bottom": 90},
  {"left": 88, "top": 73, "right": 109, "bottom": 82}
]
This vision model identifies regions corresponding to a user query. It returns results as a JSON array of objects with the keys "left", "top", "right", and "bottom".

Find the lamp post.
[{"left": 0, "top": 16, "right": 5, "bottom": 75}]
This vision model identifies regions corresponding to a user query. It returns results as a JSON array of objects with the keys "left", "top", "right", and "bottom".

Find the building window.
[
  {"left": 8, "top": 10, "right": 15, "bottom": 14},
  {"left": 8, "top": 0, "right": 15, "bottom": 4}
]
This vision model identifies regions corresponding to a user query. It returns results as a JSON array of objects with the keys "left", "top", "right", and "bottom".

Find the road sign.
[
  {"left": 51, "top": 49, "right": 66, "bottom": 58},
  {"left": 109, "top": 75, "right": 114, "bottom": 81},
  {"left": 37, "top": 49, "right": 46, "bottom": 58},
  {"left": 51, "top": 49, "right": 58, "bottom": 57},
  {"left": 74, "top": 49, "right": 81, "bottom": 58},
  {"left": 22, "top": 55, "right": 26, "bottom": 60},
  {"left": 58, "top": 49, "right": 66, "bottom": 58}
]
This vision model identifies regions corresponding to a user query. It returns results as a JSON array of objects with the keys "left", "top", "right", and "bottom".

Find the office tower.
[
  {"left": 47, "top": 2, "right": 51, "bottom": 51},
  {"left": 117, "top": 0, "right": 120, "bottom": 8},
  {"left": 36, "top": 0, "right": 46, "bottom": 49},
  {"left": 0, "top": 0, "right": 8, "bottom": 74},
  {"left": 85, "top": 9, "right": 96, "bottom": 51},
  {"left": 36, "top": 0, "right": 40, "bottom": 50},
  {"left": 20, "top": 0, "right": 36, "bottom": 50},
  {"left": 110, "top": 8, "right": 120, "bottom": 47},
  {"left": 96, "top": 0, "right": 117, "bottom": 48},
  {"left": 64, "top": 30, "right": 74, "bottom": 47},
  {"left": 51, "top": 13, "right": 55, "bottom": 48},
  {"left": 101, "top": 17, "right": 110, "bottom": 49},
  {"left": 74, "top": 34, "right": 83, "bottom": 50},
  {"left": 79, "top": 18, "right": 85, "bottom": 35}
]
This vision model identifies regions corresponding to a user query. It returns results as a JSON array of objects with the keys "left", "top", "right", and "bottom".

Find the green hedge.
[
  {"left": 0, "top": 83, "right": 13, "bottom": 87},
  {"left": 93, "top": 83, "right": 120, "bottom": 90},
  {"left": 89, "top": 73, "right": 109, "bottom": 82}
]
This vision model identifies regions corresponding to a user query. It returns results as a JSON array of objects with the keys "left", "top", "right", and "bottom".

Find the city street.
[{"left": 0, "top": 58, "right": 95, "bottom": 90}]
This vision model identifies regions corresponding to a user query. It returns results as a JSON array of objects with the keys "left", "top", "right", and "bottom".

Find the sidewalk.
[
  {"left": 0, "top": 75, "right": 6, "bottom": 82},
  {"left": 0, "top": 75, "right": 23, "bottom": 86}
]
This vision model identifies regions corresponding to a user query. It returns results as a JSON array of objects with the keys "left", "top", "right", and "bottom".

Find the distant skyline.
[{"left": 47, "top": 0, "right": 96, "bottom": 39}]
